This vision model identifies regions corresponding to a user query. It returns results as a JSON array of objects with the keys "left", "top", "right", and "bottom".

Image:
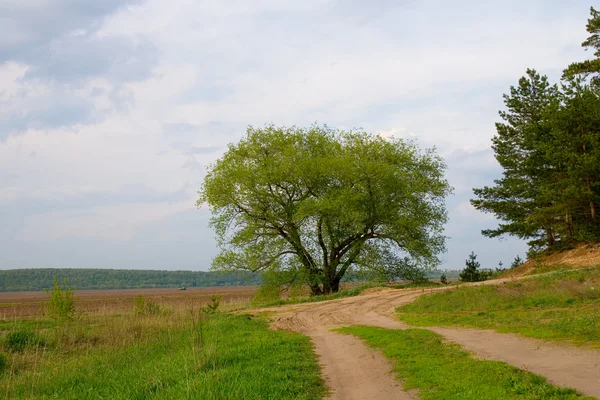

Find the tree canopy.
[
  {"left": 199, "top": 125, "right": 451, "bottom": 294},
  {"left": 473, "top": 7, "right": 600, "bottom": 254}
]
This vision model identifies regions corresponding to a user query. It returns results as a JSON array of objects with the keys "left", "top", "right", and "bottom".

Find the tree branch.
[{"left": 317, "top": 217, "right": 329, "bottom": 269}]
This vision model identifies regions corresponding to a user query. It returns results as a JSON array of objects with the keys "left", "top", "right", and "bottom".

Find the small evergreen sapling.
[
  {"left": 511, "top": 255, "right": 524, "bottom": 269},
  {"left": 440, "top": 273, "right": 448, "bottom": 285},
  {"left": 459, "top": 252, "right": 485, "bottom": 282}
]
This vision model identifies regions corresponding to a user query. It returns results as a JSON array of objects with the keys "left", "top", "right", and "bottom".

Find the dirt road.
[{"left": 259, "top": 285, "right": 600, "bottom": 399}]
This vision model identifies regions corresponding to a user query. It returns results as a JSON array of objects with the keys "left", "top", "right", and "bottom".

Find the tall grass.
[{"left": 1, "top": 306, "right": 325, "bottom": 399}]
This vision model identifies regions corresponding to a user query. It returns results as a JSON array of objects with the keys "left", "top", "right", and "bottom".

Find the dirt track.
[{"left": 258, "top": 283, "right": 600, "bottom": 399}]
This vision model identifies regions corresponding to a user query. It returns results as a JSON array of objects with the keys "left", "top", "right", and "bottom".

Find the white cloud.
[
  {"left": 0, "top": 0, "right": 593, "bottom": 269},
  {"left": 18, "top": 200, "right": 193, "bottom": 242}
]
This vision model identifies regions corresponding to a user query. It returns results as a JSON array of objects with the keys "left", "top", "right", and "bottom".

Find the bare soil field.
[{"left": 0, "top": 286, "right": 258, "bottom": 318}]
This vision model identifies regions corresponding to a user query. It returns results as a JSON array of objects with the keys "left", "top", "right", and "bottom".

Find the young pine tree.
[
  {"left": 511, "top": 255, "right": 524, "bottom": 269},
  {"left": 460, "top": 252, "right": 484, "bottom": 282}
]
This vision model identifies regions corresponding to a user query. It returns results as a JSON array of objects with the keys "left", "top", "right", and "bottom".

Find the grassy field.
[
  {"left": 0, "top": 300, "right": 325, "bottom": 399},
  {"left": 337, "top": 326, "right": 592, "bottom": 400},
  {"left": 397, "top": 267, "right": 600, "bottom": 346}
]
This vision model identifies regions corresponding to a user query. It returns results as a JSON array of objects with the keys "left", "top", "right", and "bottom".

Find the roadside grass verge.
[
  {"left": 1, "top": 313, "right": 325, "bottom": 399},
  {"left": 337, "top": 326, "right": 592, "bottom": 400},
  {"left": 390, "top": 281, "right": 444, "bottom": 289},
  {"left": 397, "top": 267, "right": 600, "bottom": 346},
  {"left": 254, "top": 280, "right": 448, "bottom": 309},
  {"left": 255, "top": 283, "right": 383, "bottom": 308}
]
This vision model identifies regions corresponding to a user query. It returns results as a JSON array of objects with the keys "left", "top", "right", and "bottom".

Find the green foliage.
[
  {"left": 1, "top": 314, "right": 325, "bottom": 399},
  {"left": 398, "top": 267, "right": 600, "bottom": 345},
  {"left": 4, "top": 330, "right": 44, "bottom": 352},
  {"left": 511, "top": 255, "right": 524, "bottom": 269},
  {"left": 0, "top": 352, "right": 7, "bottom": 374},
  {"left": 202, "top": 294, "right": 221, "bottom": 314},
  {"left": 440, "top": 273, "right": 448, "bottom": 284},
  {"left": 251, "top": 269, "right": 296, "bottom": 306},
  {"left": 473, "top": 10, "right": 600, "bottom": 252},
  {"left": 200, "top": 124, "right": 452, "bottom": 294},
  {"left": 459, "top": 252, "right": 487, "bottom": 282},
  {"left": 0, "top": 268, "right": 261, "bottom": 292},
  {"left": 564, "top": 7, "right": 600, "bottom": 84},
  {"left": 337, "top": 326, "right": 589, "bottom": 400},
  {"left": 133, "top": 295, "right": 161, "bottom": 316},
  {"left": 45, "top": 277, "right": 76, "bottom": 323}
]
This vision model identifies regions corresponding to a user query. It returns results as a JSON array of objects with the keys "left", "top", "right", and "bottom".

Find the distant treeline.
[{"left": 0, "top": 269, "right": 262, "bottom": 292}]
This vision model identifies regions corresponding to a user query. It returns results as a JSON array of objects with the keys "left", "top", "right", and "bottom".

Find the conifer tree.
[
  {"left": 564, "top": 7, "right": 600, "bottom": 84},
  {"left": 471, "top": 70, "right": 559, "bottom": 250},
  {"left": 459, "top": 252, "right": 483, "bottom": 282}
]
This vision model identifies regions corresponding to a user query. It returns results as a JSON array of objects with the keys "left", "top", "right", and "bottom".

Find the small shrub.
[
  {"left": 251, "top": 283, "right": 282, "bottom": 306},
  {"left": 203, "top": 294, "right": 221, "bottom": 314},
  {"left": 45, "top": 277, "right": 77, "bottom": 323},
  {"left": 5, "top": 330, "right": 43, "bottom": 352},
  {"left": 0, "top": 352, "right": 8, "bottom": 374},
  {"left": 440, "top": 273, "right": 448, "bottom": 285},
  {"left": 133, "top": 295, "right": 161, "bottom": 316}
]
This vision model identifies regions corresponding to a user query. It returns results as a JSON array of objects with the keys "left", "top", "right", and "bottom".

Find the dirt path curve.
[
  {"left": 256, "top": 281, "right": 600, "bottom": 399},
  {"left": 311, "top": 330, "right": 414, "bottom": 399}
]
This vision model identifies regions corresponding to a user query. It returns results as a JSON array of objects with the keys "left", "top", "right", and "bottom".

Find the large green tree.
[{"left": 199, "top": 125, "right": 451, "bottom": 294}]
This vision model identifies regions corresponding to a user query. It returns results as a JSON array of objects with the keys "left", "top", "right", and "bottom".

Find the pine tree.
[
  {"left": 459, "top": 252, "right": 484, "bottom": 282},
  {"left": 547, "top": 77, "right": 600, "bottom": 242},
  {"left": 471, "top": 70, "right": 559, "bottom": 250},
  {"left": 511, "top": 255, "right": 523, "bottom": 269},
  {"left": 564, "top": 7, "right": 600, "bottom": 84}
]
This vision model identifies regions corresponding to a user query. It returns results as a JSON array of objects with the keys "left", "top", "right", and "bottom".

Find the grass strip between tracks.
[{"left": 336, "top": 326, "right": 592, "bottom": 400}]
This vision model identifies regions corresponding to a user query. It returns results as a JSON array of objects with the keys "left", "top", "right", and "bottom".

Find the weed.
[
  {"left": 202, "top": 294, "right": 221, "bottom": 314},
  {"left": 45, "top": 277, "right": 76, "bottom": 323},
  {"left": 0, "top": 352, "right": 8, "bottom": 374},
  {"left": 4, "top": 330, "right": 44, "bottom": 352},
  {"left": 133, "top": 295, "right": 161, "bottom": 316}
]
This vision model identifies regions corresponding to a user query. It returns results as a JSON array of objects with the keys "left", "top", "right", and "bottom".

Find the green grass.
[
  {"left": 397, "top": 267, "right": 600, "bottom": 346},
  {"left": 1, "top": 313, "right": 325, "bottom": 399},
  {"left": 0, "top": 319, "right": 56, "bottom": 331},
  {"left": 337, "top": 326, "right": 591, "bottom": 400},
  {"left": 257, "top": 283, "right": 382, "bottom": 307},
  {"left": 390, "top": 281, "right": 444, "bottom": 289}
]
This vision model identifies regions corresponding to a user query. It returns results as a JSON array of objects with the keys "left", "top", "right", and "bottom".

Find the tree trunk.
[
  {"left": 309, "top": 283, "right": 323, "bottom": 296},
  {"left": 546, "top": 228, "right": 555, "bottom": 248}
]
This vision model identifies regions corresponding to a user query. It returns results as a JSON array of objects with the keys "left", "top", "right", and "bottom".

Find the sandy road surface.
[{"left": 257, "top": 283, "right": 600, "bottom": 399}]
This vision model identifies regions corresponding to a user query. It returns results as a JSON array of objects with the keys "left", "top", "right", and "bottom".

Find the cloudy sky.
[{"left": 0, "top": 0, "right": 594, "bottom": 271}]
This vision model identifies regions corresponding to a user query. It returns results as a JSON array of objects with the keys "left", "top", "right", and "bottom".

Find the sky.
[{"left": 0, "top": 0, "right": 595, "bottom": 271}]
